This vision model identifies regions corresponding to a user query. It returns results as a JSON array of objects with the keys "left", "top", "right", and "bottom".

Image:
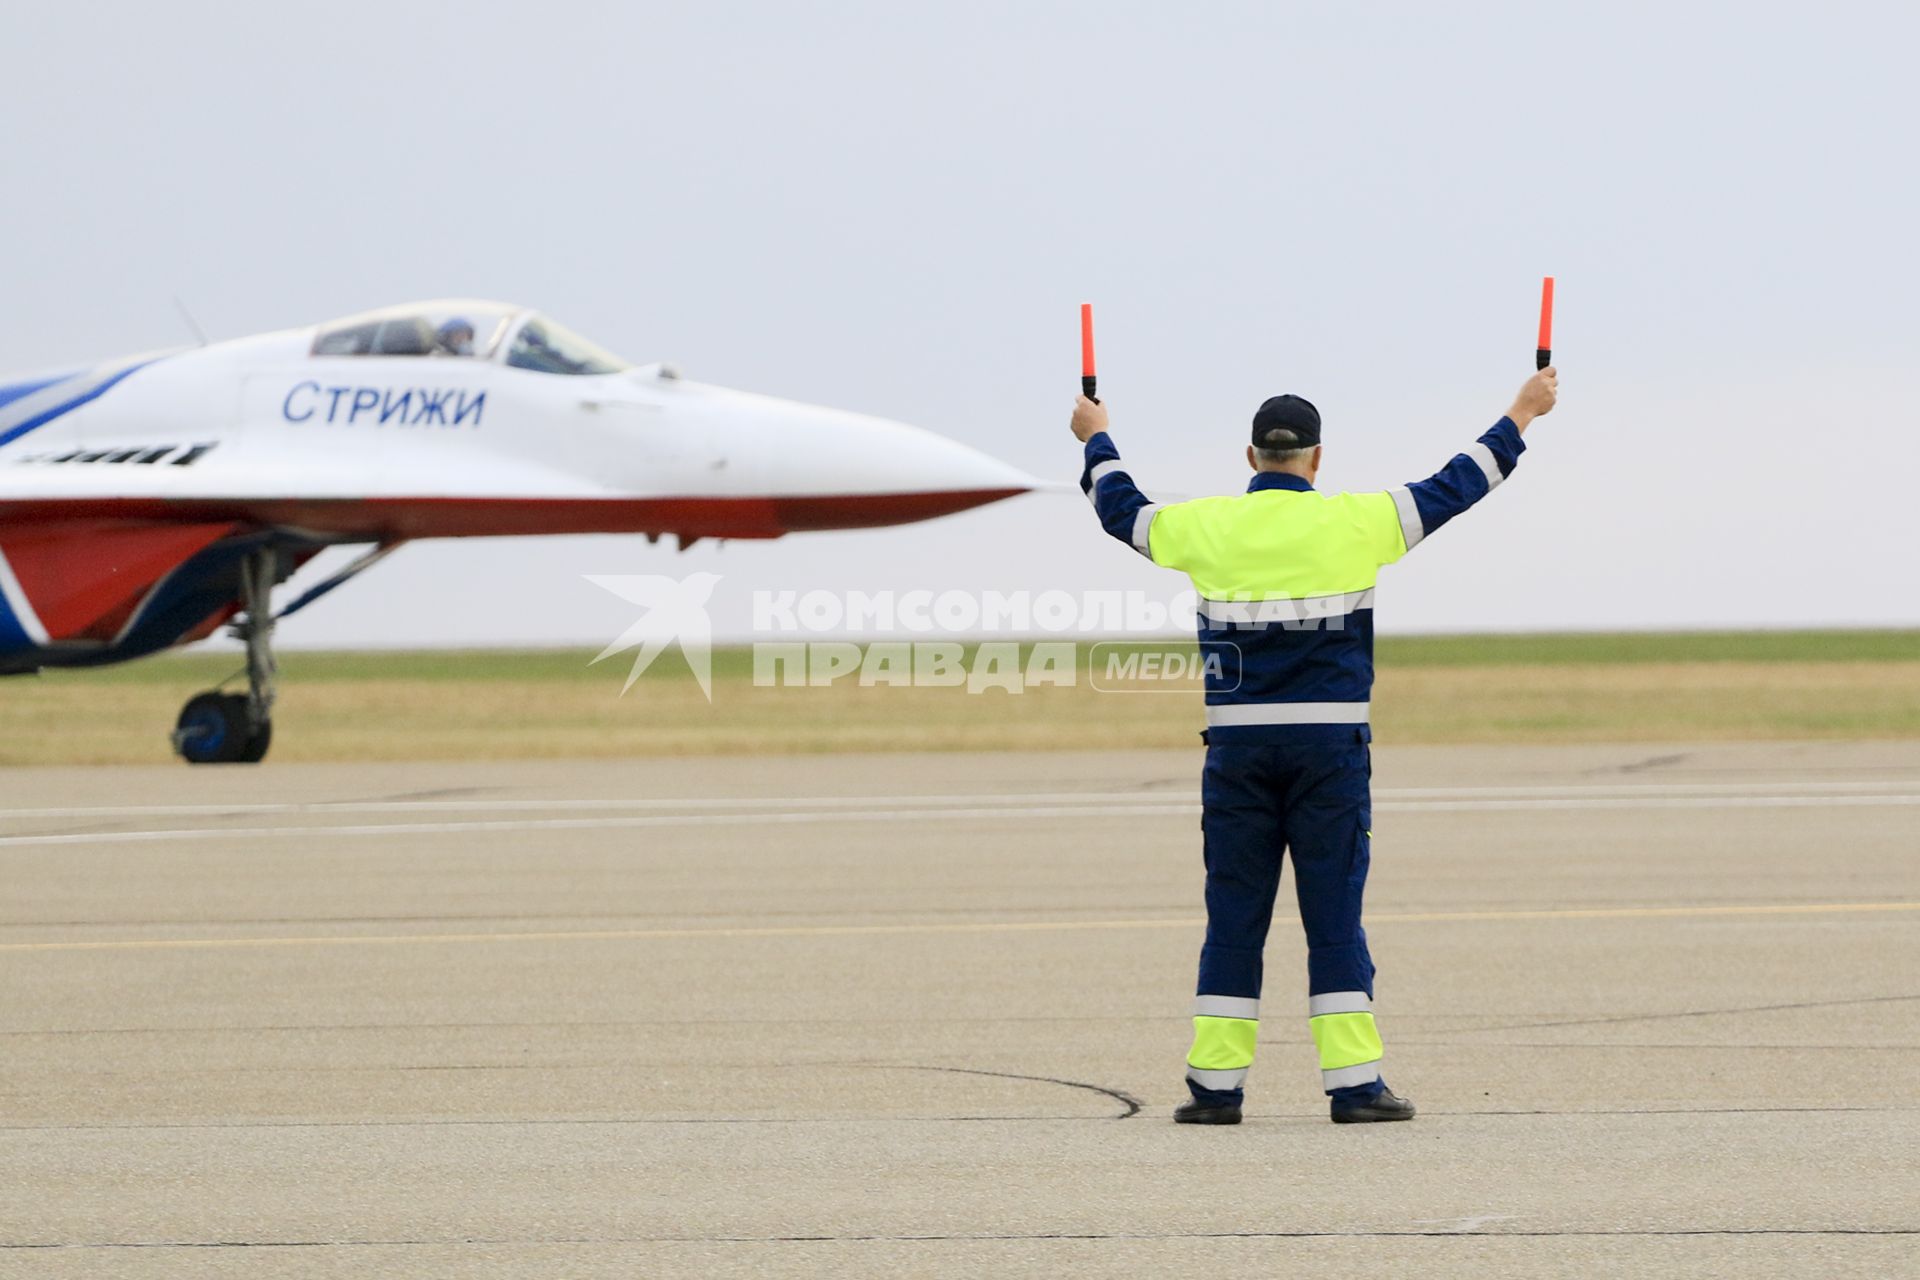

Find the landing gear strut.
[{"left": 172, "top": 548, "right": 277, "bottom": 764}]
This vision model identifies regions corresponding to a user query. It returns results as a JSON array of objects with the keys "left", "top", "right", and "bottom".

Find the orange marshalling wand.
[
  {"left": 1536, "top": 277, "right": 1554, "bottom": 370},
  {"left": 1080, "top": 303, "right": 1099, "bottom": 403}
]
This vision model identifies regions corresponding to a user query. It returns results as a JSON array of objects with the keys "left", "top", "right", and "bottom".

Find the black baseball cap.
[{"left": 1251, "top": 394, "right": 1321, "bottom": 449}]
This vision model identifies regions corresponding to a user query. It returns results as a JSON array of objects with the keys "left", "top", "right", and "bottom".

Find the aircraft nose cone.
[
  {"left": 780, "top": 407, "right": 1034, "bottom": 530},
  {"left": 716, "top": 390, "right": 1036, "bottom": 530}
]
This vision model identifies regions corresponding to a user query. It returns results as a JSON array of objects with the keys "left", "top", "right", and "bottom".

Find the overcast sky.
[{"left": 4, "top": 2, "right": 1914, "bottom": 646}]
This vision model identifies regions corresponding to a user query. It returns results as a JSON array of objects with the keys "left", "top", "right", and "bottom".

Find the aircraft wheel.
[
  {"left": 235, "top": 704, "right": 273, "bottom": 763},
  {"left": 173, "top": 692, "right": 253, "bottom": 764}
]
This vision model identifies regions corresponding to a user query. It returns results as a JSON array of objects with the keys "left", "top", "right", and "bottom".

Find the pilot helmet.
[{"left": 437, "top": 318, "right": 476, "bottom": 354}]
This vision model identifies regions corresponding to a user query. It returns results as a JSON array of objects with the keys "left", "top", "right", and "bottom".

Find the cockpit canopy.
[{"left": 309, "top": 300, "right": 633, "bottom": 376}]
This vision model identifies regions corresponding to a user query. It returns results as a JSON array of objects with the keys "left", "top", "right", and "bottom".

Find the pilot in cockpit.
[{"left": 436, "top": 318, "right": 476, "bottom": 357}]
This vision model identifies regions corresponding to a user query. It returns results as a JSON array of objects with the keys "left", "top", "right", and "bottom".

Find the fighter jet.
[{"left": 0, "top": 299, "right": 1032, "bottom": 762}]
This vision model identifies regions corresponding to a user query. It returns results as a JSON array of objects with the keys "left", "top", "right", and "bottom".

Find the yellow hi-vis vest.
[{"left": 1079, "top": 418, "right": 1526, "bottom": 742}]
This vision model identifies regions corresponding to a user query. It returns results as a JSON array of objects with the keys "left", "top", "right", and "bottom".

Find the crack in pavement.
[
  {"left": 876, "top": 1064, "right": 1144, "bottom": 1119},
  {"left": 1470, "top": 992, "right": 1920, "bottom": 1033}
]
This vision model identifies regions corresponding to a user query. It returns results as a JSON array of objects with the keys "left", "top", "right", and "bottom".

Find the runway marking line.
[
  {"left": 2, "top": 900, "right": 1915, "bottom": 955},
  {"left": 4, "top": 793, "right": 1920, "bottom": 850},
  {"left": 2, "top": 777, "right": 1918, "bottom": 821}
]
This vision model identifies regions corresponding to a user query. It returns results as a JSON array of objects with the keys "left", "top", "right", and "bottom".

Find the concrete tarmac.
[{"left": 1, "top": 741, "right": 1917, "bottom": 1277}]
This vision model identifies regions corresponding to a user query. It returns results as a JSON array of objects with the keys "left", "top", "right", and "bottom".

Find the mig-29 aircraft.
[{"left": 0, "top": 300, "right": 1032, "bottom": 762}]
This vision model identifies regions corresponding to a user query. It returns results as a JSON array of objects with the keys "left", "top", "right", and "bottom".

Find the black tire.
[
  {"left": 174, "top": 692, "right": 269, "bottom": 764},
  {"left": 233, "top": 696, "right": 273, "bottom": 763}
]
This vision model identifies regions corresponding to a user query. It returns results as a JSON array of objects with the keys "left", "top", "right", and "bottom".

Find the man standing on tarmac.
[{"left": 1072, "top": 366, "right": 1559, "bottom": 1125}]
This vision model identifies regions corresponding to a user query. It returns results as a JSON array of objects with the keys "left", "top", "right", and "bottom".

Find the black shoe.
[
  {"left": 1330, "top": 1086, "right": 1415, "bottom": 1124},
  {"left": 1174, "top": 1097, "right": 1242, "bottom": 1125}
]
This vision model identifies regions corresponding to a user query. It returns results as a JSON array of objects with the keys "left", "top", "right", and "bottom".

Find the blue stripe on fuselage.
[
  {"left": 0, "top": 371, "right": 79, "bottom": 413},
  {"left": 106, "top": 536, "right": 260, "bottom": 661},
  {"left": 0, "top": 358, "right": 164, "bottom": 450},
  {"left": 0, "top": 584, "right": 38, "bottom": 656}
]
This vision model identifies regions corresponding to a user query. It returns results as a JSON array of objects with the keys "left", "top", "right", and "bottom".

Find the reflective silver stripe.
[
  {"left": 1388, "top": 486, "right": 1424, "bottom": 551},
  {"left": 1322, "top": 1060, "right": 1382, "bottom": 1090},
  {"left": 1308, "top": 991, "right": 1372, "bottom": 1018},
  {"left": 1130, "top": 503, "right": 1160, "bottom": 558},
  {"left": 1088, "top": 459, "right": 1129, "bottom": 488},
  {"left": 1193, "top": 995, "right": 1260, "bottom": 1020},
  {"left": 1198, "top": 589, "right": 1374, "bottom": 626},
  {"left": 1186, "top": 1066, "right": 1249, "bottom": 1090},
  {"left": 1205, "top": 702, "right": 1370, "bottom": 727},
  {"left": 1467, "top": 441, "right": 1505, "bottom": 492}
]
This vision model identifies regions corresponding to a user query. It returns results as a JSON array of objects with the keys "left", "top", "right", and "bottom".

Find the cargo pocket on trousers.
[{"left": 1351, "top": 805, "right": 1373, "bottom": 886}]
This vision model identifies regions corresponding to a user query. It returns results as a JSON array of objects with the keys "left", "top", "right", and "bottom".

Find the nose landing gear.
[{"left": 171, "top": 548, "right": 278, "bottom": 765}]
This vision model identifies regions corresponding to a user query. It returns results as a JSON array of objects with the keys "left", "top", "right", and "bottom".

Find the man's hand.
[
  {"left": 1070, "top": 395, "right": 1109, "bottom": 443},
  {"left": 1507, "top": 366, "right": 1558, "bottom": 432}
]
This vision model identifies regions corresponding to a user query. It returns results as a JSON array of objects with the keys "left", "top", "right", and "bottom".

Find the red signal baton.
[
  {"left": 1536, "top": 276, "right": 1554, "bottom": 370},
  {"left": 1080, "top": 303, "right": 1099, "bottom": 403}
]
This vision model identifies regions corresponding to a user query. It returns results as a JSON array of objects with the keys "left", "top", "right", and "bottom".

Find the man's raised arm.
[
  {"left": 1385, "top": 367, "right": 1558, "bottom": 555},
  {"left": 1071, "top": 396, "right": 1161, "bottom": 561}
]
